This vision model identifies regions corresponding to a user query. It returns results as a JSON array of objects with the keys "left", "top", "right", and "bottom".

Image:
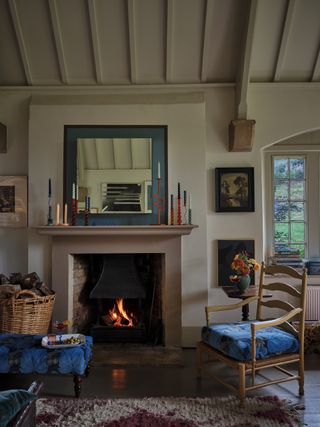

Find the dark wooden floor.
[{"left": 2, "top": 349, "right": 320, "bottom": 426}]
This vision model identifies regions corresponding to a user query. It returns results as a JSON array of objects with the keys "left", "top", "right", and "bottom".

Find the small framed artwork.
[
  {"left": 215, "top": 167, "right": 254, "bottom": 212},
  {"left": 217, "top": 239, "right": 255, "bottom": 286},
  {"left": 0, "top": 176, "right": 27, "bottom": 227}
]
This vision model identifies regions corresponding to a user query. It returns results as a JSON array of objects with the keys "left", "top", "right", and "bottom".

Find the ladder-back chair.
[{"left": 197, "top": 262, "right": 308, "bottom": 405}]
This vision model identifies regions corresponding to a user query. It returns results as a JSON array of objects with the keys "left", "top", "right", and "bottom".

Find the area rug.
[{"left": 36, "top": 395, "right": 301, "bottom": 426}]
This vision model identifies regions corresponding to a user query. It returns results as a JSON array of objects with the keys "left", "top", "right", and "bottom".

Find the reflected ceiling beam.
[
  {"left": 274, "top": 0, "right": 296, "bottom": 82},
  {"left": 235, "top": 0, "right": 257, "bottom": 119},
  {"left": 311, "top": 44, "right": 320, "bottom": 81},
  {"left": 48, "top": 0, "right": 69, "bottom": 84},
  {"left": 8, "top": 0, "right": 32, "bottom": 85},
  {"left": 88, "top": 0, "right": 103, "bottom": 84},
  {"left": 166, "top": 0, "right": 174, "bottom": 82},
  {"left": 201, "top": 0, "right": 214, "bottom": 82},
  {"left": 127, "top": 0, "right": 137, "bottom": 83}
]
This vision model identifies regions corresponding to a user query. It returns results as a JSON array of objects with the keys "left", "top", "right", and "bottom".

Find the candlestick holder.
[
  {"left": 170, "top": 194, "right": 174, "bottom": 225},
  {"left": 153, "top": 178, "right": 164, "bottom": 225},
  {"left": 188, "top": 208, "right": 192, "bottom": 225},
  {"left": 71, "top": 198, "right": 77, "bottom": 226}
]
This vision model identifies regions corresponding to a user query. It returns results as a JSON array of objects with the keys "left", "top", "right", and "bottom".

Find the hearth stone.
[{"left": 90, "top": 325, "right": 146, "bottom": 343}]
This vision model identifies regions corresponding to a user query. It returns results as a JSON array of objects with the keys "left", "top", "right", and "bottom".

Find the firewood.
[
  {"left": 35, "top": 282, "right": 54, "bottom": 296},
  {"left": 0, "top": 274, "right": 9, "bottom": 285},
  {"left": 0, "top": 284, "right": 21, "bottom": 299}
]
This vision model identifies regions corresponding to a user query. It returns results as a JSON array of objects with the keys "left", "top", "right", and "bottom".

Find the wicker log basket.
[{"left": 0, "top": 289, "right": 55, "bottom": 334}]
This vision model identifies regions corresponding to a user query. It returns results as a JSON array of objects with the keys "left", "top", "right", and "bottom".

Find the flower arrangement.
[{"left": 229, "top": 251, "right": 260, "bottom": 283}]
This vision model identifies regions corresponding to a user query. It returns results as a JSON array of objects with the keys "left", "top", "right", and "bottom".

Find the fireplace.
[
  {"left": 73, "top": 253, "right": 163, "bottom": 344},
  {"left": 37, "top": 225, "right": 196, "bottom": 347}
]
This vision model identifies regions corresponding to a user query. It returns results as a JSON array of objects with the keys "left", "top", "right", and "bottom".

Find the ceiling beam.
[
  {"left": 311, "top": 44, "right": 320, "bottom": 82},
  {"left": 88, "top": 0, "right": 103, "bottom": 84},
  {"left": 127, "top": 0, "right": 137, "bottom": 83},
  {"left": 48, "top": 0, "right": 69, "bottom": 84},
  {"left": 274, "top": 0, "right": 296, "bottom": 82},
  {"left": 8, "top": 0, "right": 32, "bottom": 85},
  {"left": 234, "top": 0, "right": 258, "bottom": 119},
  {"left": 166, "top": 0, "right": 174, "bottom": 83},
  {"left": 200, "top": 0, "right": 214, "bottom": 82}
]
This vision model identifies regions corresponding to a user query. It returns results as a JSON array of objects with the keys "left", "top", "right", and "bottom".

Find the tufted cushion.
[
  {"left": 0, "top": 389, "right": 36, "bottom": 427},
  {"left": 0, "top": 334, "right": 93, "bottom": 375},
  {"left": 201, "top": 321, "right": 299, "bottom": 361}
]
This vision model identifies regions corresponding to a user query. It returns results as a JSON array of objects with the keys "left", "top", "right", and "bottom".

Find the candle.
[
  {"left": 56, "top": 203, "right": 60, "bottom": 225},
  {"left": 72, "top": 182, "right": 75, "bottom": 199},
  {"left": 157, "top": 161, "right": 161, "bottom": 179},
  {"left": 177, "top": 182, "right": 181, "bottom": 199},
  {"left": 63, "top": 203, "right": 67, "bottom": 224},
  {"left": 189, "top": 193, "right": 192, "bottom": 209},
  {"left": 87, "top": 196, "right": 90, "bottom": 211},
  {"left": 184, "top": 190, "right": 187, "bottom": 206},
  {"left": 48, "top": 179, "right": 51, "bottom": 197},
  {"left": 76, "top": 184, "right": 78, "bottom": 200},
  {"left": 170, "top": 194, "right": 173, "bottom": 209}
]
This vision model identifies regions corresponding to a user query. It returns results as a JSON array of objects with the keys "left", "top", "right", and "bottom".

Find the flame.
[{"left": 109, "top": 298, "right": 134, "bottom": 327}]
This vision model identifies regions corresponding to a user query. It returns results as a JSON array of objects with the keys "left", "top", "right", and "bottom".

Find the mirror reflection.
[{"left": 77, "top": 138, "right": 152, "bottom": 214}]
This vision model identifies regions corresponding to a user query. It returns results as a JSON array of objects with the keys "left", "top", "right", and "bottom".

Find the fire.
[{"left": 108, "top": 298, "right": 134, "bottom": 327}]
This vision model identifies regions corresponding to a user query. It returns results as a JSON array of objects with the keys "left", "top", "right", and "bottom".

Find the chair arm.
[
  {"left": 251, "top": 307, "right": 302, "bottom": 332},
  {"left": 206, "top": 296, "right": 259, "bottom": 325}
]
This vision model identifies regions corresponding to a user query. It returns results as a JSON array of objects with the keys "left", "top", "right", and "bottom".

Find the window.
[{"left": 272, "top": 156, "right": 306, "bottom": 257}]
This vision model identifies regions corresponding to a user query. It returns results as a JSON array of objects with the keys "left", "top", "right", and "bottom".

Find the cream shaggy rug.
[{"left": 36, "top": 395, "right": 301, "bottom": 426}]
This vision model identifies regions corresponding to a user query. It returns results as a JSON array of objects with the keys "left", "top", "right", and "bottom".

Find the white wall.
[{"left": 1, "top": 84, "right": 320, "bottom": 345}]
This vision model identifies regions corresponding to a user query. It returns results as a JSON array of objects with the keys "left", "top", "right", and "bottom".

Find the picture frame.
[
  {"left": 0, "top": 176, "right": 27, "bottom": 227},
  {"left": 215, "top": 167, "right": 254, "bottom": 212},
  {"left": 217, "top": 239, "right": 255, "bottom": 286}
]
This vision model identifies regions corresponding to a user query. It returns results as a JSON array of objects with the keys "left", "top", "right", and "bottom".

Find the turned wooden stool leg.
[{"left": 73, "top": 375, "right": 82, "bottom": 398}]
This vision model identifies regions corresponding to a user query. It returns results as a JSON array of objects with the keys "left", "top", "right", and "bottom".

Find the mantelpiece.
[
  {"left": 36, "top": 225, "right": 197, "bottom": 236},
  {"left": 36, "top": 224, "right": 198, "bottom": 347}
]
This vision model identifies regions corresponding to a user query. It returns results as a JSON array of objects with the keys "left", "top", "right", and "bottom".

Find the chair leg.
[
  {"left": 238, "top": 363, "right": 246, "bottom": 407},
  {"left": 196, "top": 344, "right": 202, "bottom": 379},
  {"left": 298, "top": 357, "right": 304, "bottom": 396}
]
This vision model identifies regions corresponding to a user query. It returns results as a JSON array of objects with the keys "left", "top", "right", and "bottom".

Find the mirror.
[
  {"left": 64, "top": 125, "right": 167, "bottom": 226},
  {"left": 77, "top": 138, "right": 152, "bottom": 214}
]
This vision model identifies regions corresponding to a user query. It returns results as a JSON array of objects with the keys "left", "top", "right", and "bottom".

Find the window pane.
[
  {"left": 290, "top": 202, "right": 304, "bottom": 220},
  {"left": 274, "top": 182, "right": 289, "bottom": 200},
  {"left": 290, "top": 181, "right": 304, "bottom": 200},
  {"left": 291, "top": 222, "right": 305, "bottom": 243},
  {"left": 274, "top": 159, "right": 288, "bottom": 178},
  {"left": 290, "top": 158, "right": 304, "bottom": 179},
  {"left": 290, "top": 244, "right": 305, "bottom": 257},
  {"left": 274, "top": 202, "right": 289, "bottom": 221},
  {"left": 274, "top": 222, "right": 289, "bottom": 242}
]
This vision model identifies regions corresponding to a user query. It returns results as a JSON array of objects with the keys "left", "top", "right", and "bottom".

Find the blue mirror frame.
[{"left": 64, "top": 125, "right": 168, "bottom": 225}]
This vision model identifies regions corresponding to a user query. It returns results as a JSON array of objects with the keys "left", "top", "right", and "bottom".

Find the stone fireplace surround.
[{"left": 37, "top": 225, "right": 196, "bottom": 347}]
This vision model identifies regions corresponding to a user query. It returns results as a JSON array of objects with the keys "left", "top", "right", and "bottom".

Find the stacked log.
[{"left": 0, "top": 272, "right": 53, "bottom": 300}]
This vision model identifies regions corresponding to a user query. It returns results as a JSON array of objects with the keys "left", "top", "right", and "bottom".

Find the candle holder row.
[{"left": 170, "top": 183, "right": 192, "bottom": 225}]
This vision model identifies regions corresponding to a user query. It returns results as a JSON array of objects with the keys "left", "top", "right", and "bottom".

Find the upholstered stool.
[{"left": 0, "top": 334, "right": 93, "bottom": 397}]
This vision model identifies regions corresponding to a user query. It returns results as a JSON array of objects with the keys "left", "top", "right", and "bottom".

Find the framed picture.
[
  {"left": 215, "top": 167, "right": 254, "bottom": 212},
  {"left": 0, "top": 176, "right": 27, "bottom": 227},
  {"left": 217, "top": 239, "right": 255, "bottom": 286}
]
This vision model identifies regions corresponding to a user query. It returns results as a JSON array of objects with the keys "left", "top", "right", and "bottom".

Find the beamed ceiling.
[{"left": 0, "top": 0, "right": 320, "bottom": 88}]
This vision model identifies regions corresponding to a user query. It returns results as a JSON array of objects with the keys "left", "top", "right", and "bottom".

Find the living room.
[{"left": 0, "top": 0, "right": 320, "bottom": 425}]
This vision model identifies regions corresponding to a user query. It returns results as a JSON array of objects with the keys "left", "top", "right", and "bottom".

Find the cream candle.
[
  {"left": 56, "top": 203, "right": 60, "bottom": 225},
  {"left": 157, "top": 161, "right": 160, "bottom": 179},
  {"left": 72, "top": 183, "right": 75, "bottom": 199},
  {"left": 63, "top": 203, "right": 67, "bottom": 224},
  {"left": 189, "top": 193, "right": 192, "bottom": 209}
]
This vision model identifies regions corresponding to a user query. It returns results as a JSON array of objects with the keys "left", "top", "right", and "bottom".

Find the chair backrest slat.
[
  {"left": 263, "top": 264, "right": 304, "bottom": 279},
  {"left": 262, "top": 282, "right": 301, "bottom": 297},
  {"left": 261, "top": 299, "right": 296, "bottom": 312}
]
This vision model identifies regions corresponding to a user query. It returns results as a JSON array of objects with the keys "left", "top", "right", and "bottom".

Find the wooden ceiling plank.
[
  {"left": 8, "top": 0, "right": 33, "bottom": 85},
  {"left": 201, "top": 0, "right": 213, "bottom": 82},
  {"left": 48, "top": 0, "right": 69, "bottom": 84},
  {"left": 274, "top": 0, "right": 296, "bottom": 82},
  {"left": 127, "top": 0, "right": 137, "bottom": 83},
  {"left": 311, "top": 44, "right": 320, "bottom": 81},
  {"left": 235, "top": 0, "right": 257, "bottom": 119},
  {"left": 166, "top": 0, "right": 174, "bottom": 83},
  {"left": 88, "top": 0, "right": 103, "bottom": 84}
]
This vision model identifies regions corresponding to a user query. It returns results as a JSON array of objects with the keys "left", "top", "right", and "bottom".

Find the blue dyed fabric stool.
[{"left": 0, "top": 334, "right": 93, "bottom": 397}]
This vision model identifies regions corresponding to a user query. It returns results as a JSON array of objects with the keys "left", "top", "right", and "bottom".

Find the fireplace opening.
[{"left": 73, "top": 253, "right": 163, "bottom": 345}]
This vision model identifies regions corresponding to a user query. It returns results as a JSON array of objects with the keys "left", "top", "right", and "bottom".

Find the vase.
[{"left": 237, "top": 274, "right": 251, "bottom": 293}]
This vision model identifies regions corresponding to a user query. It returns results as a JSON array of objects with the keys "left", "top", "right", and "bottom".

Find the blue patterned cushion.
[
  {"left": 201, "top": 321, "right": 299, "bottom": 361},
  {"left": 0, "top": 334, "right": 93, "bottom": 375},
  {"left": 0, "top": 389, "right": 36, "bottom": 427}
]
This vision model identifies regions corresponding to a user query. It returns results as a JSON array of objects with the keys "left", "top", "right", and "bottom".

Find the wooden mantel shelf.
[{"left": 35, "top": 225, "right": 198, "bottom": 237}]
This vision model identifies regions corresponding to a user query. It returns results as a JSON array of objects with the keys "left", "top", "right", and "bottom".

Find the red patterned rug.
[{"left": 36, "top": 395, "right": 301, "bottom": 426}]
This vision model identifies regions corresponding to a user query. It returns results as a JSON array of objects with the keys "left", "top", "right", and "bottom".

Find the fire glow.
[{"left": 107, "top": 298, "right": 135, "bottom": 327}]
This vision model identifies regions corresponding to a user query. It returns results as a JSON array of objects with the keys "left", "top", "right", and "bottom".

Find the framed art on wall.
[
  {"left": 215, "top": 167, "right": 254, "bottom": 212},
  {"left": 0, "top": 176, "right": 27, "bottom": 227}
]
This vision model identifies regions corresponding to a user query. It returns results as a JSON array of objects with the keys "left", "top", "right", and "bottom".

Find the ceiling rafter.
[
  {"left": 8, "top": 0, "right": 32, "bottom": 85},
  {"left": 200, "top": 0, "right": 213, "bottom": 82},
  {"left": 311, "top": 44, "right": 320, "bottom": 82},
  {"left": 166, "top": 0, "right": 174, "bottom": 83},
  {"left": 88, "top": 0, "right": 103, "bottom": 84},
  {"left": 127, "top": 0, "right": 137, "bottom": 83},
  {"left": 274, "top": 0, "right": 296, "bottom": 82},
  {"left": 235, "top": 0, "right": 257, "bottom": 119},
  {"left": 48, "top": 0, "right": 69, "bottom": 84}
]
